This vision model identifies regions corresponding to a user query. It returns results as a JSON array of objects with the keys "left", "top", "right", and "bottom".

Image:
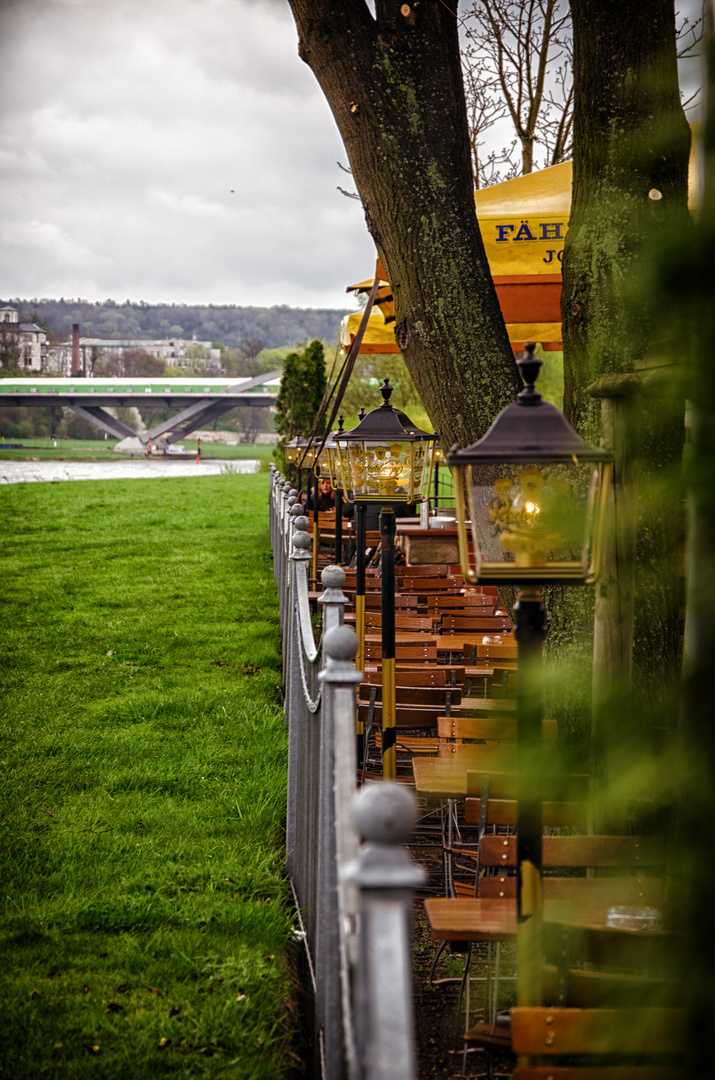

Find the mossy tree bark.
[
  {"left": 680, "top": 11, "right": 715, "bottom": 1061},
  {"left": 286, "top": 0, "right": 522, "bottom": 450},
  {"left": 550, "top": 0, "right": 690, "bottom": 748}
]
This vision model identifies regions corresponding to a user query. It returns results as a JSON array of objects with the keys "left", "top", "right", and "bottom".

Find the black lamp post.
[
  {"left": 447, "top": 343, "right": 613, "bottom": 1008},
  {"left": 285, "top": 432, "right": 314, "bottom": 496},
  {"left": 336, "top": 380, "right": 438, "bottom": 779},
  {"left": 317, "top": 417, "right": 351, "bottom": 567}
]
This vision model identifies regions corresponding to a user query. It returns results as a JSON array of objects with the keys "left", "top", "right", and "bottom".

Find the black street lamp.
[
  {"left": 285, "top": 432, "right": 315, "bottom": 495},
  {"left": 316, "top": 417, "right": 352, "bottom": 567},
  {"left": 336, "top": 380, "right": 438, "bottom": 779},
  {"left": 447, "top": 343, "right": 613, "bottom": 1008}
]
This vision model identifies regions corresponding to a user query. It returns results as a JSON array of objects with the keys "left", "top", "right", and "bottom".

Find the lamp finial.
[
  {"left": 380, "top": 378, "right": 394, "bottom": 407},
  {"left": 517, "top": 343, "right": 542, "bottom": 405}
]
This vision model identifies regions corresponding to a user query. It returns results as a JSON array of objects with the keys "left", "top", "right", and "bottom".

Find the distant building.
[
  {"left": 46, "top": 336, "right": 223, "bottom": 376},
  {"left": 0, "top": 306, "right": 48, "bottom": 371}
]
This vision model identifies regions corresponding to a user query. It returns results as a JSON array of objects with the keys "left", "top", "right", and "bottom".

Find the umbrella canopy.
[{"left": 341, "top": 133, "right": 698, "bottom": 354}]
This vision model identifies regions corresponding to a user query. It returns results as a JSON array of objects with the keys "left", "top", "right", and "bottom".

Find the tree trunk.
[
  {"left": 563, "top": 0, "right": 690, "bottom": 438},
  {"left": 551, "top": 0, "right": 690, "bottom": 745},
  {"left": 679, "top": 12, "right": 715, "bottom": 1066},
  {"left": 287, "top": 0, "right": 522, "bottom": 450}
]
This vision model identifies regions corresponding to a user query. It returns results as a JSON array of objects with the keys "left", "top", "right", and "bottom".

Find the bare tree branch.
[{"left": 461, "top": 0, "right": 574, "bottom": 181}]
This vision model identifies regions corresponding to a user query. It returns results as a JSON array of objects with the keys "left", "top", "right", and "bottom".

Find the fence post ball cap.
[
  {"left": 287, "top": 495, "right": 297, "bottom": 506},
  {"left": 292, "top": 530, "right": 312, "bottom": 552},
  {"left": 289, "top": 488, "right": 298, "bottom": 498},
  {"left": 293, "top": 515, "right": 310, "bottom": 531},
  {"left": 321, "top": 564, "right": 346, "bottom": 591},
  {"left": 352, "top": 783, "right": 417, "bottom": 845},
  {"left": 323, "top": 624, "right": 358, "bottom": 662},
  {"left": 290, "top": 502, "right": 305, "bottom": 517}
]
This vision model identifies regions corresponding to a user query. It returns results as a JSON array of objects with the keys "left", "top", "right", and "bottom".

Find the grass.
[
  {"left": 0, "top": 438, "right": 276, "bottom": 463},
  {"left": 0, "top": 473, "right": 296, "bottom": 1078}
]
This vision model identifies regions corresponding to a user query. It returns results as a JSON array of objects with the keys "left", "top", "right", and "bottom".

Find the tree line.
[{"left": 0, "top": 298, "right": 350, "bottom": 350}]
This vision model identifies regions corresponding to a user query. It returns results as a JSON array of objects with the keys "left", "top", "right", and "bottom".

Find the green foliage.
[
  {"left": 94, "top": 348, "right": 167, "bottom": 379},
  {"left": 337, "top": 353, "right": 433, "bottom": 432},
  {"left": 0, "top": 473, "right": 295, "bottom": 1078},
  {"left": 531, "top": 346, "right": 564, "bottom": 411},
  {"left": 273, "top": 340, "right": 327, "bottom": 475}
]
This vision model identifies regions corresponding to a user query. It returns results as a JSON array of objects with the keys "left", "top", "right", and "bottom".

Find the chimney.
[{"left": 71, "top": 324, "right": 81, "bottom": 375}]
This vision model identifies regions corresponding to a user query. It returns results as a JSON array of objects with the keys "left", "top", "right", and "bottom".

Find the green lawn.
[{"left": 0, "top": 473, "right": 295, "bottom": 1078}]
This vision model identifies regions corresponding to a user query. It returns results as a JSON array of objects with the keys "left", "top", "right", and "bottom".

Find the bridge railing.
[{"left": 270, "top": 464, "right": 425, "bottom": 1080}]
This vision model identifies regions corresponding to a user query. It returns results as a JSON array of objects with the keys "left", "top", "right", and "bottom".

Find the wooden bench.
[
  {"left": 476, "top": 922, "right": 685, "bottom": 1078},
  {"left": 358, "top": 682, "right": 463, "bottom": 770}
]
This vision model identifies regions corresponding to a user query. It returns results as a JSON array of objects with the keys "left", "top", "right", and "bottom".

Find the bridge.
[{"left": 0, "top": 372, "right": 281, "bottom": 448}]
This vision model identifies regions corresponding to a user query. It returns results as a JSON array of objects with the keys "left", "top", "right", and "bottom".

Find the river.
[{"left": 0, "top": 459, "right": 261, "bottom": 484}]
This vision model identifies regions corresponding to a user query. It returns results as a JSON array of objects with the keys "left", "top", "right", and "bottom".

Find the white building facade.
[{"left": 0, "top": 306, "right": 48, "bottom": 371}]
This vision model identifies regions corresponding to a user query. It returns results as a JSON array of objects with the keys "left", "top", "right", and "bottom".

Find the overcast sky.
[
  {"left": 0, "top": 0, "right": 374, "bottom": 310},
  {"left": 0, "top": 0, "right": 703, "bottom": 314}
]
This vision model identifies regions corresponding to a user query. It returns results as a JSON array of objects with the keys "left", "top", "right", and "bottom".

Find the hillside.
[{"left": 2, "top": 298, "right": 351, "bottom": 349}]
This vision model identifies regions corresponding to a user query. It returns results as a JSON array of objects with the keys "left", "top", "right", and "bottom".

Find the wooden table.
[
  {"left": 412, "top": 753, "right": 518, "bottom": 801},
  {"left": 424, "top": 895, "right": 669, "bottom": 944},
  {"left": 413, "top": 755, "right": 589, "bottom": 803}
]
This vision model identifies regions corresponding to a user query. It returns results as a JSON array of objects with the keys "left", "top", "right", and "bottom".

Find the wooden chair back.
[
  {"left": 441, "top": 614, "right": 513, "bottom": 632},
  {"left": 511, "top": 1005, "right": 685, "bottom": 1066},
  {"left": 474, "top": 642, "right": 519, "bottom": 661},
  {"left": 399, "top": 575, "right": 464, "bottom": 592},
  {"left": 356, "top": 703, "right": 442, "bottom": 730},
  {"left": 364, "top": 612, "right": 435, "bottom": 633},
  {"left": 480, "top": 834, "right": 664, "bottom": 871},
  {"left": 361, "top": 593, "right": 421, "bottom": 610},
  {"left": 438, "top": 714, "right": 557, "bottom": 743},
  {"left": 363, "top": 668, "right": 450, "bottom": 687},
  {"left": 363, "top": 643, "right": 438, "bottom": 661},
  {"left": 465, "top": 795, "right": 586, "bottom": 830},
  {"left": 427, "top": 593, "right": 496, "bottom": 611},
  {"left": 358, "top": 683, "right": 462, "bottom": 708}
]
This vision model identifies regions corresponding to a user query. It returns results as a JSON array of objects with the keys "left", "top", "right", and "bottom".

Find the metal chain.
[{"left": 296, "top": 599, "right": 322, "bottom": 713}]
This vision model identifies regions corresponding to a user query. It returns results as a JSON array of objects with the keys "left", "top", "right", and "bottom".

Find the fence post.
[
  {"left": 285, "top": 511, "right": 313, "bottom": 881},
  {"left": 345, "top": 783, "right": 426, "bottom": 1080},
  {"left": 315, "top": 622, "right": 363, "bottom": 1080}
]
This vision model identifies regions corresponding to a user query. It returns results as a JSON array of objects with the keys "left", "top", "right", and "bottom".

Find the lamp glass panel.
[
  {"left": 462, "top": 459, "right": 607, "bottom": 580},
  {"left": 345, "top": 439, "right": 430, "bottom": 502}
]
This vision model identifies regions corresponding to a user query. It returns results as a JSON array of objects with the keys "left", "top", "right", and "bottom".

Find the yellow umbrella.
[{"left": 342, "top": 132, "right": 698, "bottom": 354}]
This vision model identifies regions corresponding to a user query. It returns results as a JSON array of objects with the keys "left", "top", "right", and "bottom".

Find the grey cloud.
[{"left": 0, "top": 0, "right": 373, "bottom": 308}]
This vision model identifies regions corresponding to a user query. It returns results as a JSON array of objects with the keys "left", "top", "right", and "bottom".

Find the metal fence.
[{"left": 270, "top": 465, "right": 425, "bottom": 1080}]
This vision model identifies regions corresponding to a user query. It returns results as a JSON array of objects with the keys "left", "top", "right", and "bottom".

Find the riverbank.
[
  {"left": 0, "top": 473, "right": 296, "bottom": 1079},
  {"left": 0, "top": 438, "right": 275, "bottom": 463}
]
